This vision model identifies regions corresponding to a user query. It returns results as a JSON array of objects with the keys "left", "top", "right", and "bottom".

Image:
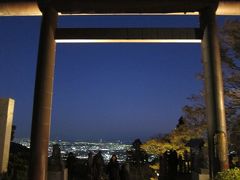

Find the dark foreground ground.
[
  {"left": 176, "top": 174, "right": 191, "bottom": 180},
  {"left": 159, "top": 173, "right": 191, "bottom": 180}
]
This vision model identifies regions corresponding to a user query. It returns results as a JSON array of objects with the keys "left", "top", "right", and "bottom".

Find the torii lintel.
[{"left": 0, "top": 0, "right": 240, "bottom": 16}]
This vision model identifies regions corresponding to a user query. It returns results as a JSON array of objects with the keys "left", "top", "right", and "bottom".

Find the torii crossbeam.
[{"left": 0, "top": 0, "right": 240, "bottom": 16}]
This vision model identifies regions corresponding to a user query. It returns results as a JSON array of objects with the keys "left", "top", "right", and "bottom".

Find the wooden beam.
[
  {"left": 55, "top": 28, "right": 202, "bottom": 43},
  {"left": 52, "top": 0, "right": 215, "bottom": 15},
  {"left": 0, "top": 0, "right": 240, "bottom": 16}
]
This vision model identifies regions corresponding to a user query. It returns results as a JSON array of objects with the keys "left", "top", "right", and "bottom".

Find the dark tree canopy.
[{"left": 143, "top": 19, "right": 240, "bottom": 156}]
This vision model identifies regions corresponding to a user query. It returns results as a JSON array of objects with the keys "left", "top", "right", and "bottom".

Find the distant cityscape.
[{"left": 14, "top": 138, "right": 131, "bottom": 162}]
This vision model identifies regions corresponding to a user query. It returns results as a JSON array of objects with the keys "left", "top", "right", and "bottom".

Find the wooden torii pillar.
[
  {"left": 200, "top": 6, "right": 229, "bottom": 178},
  {"left": 28, "top": 7, "right": 58, "bottom": 180},
  {"left": 1, "top": 1, "right": 240, "bottom": 180}
]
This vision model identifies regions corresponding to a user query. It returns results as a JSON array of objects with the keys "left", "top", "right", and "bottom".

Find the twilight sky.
[{"left": 0, "top": 15, "right": 238, "bottom": 142}]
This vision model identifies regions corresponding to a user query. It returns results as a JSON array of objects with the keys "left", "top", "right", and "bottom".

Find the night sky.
[{"left": 0, "top": 15, "right": 237, "bottom": 142}]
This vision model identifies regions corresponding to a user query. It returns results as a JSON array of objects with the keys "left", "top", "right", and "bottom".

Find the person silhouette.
[
  {"left": 120, "top": 163, "right": 130, "bottom": 180},
  {"left": 107, "top": 154, "right": 120, "bottom": 180},
  {"left": 87, "top": 152, "right": 94, "bottom": 180},
  {"left": 66, "top": 152, "right": 76, "bottom": 180},
  {"left": 93, "top": 151, "right": 105, "bottom": 180}
]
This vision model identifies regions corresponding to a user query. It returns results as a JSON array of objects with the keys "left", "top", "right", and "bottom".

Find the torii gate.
[{"left": 1, "top": 0, "right": 240, "bottom": 179}]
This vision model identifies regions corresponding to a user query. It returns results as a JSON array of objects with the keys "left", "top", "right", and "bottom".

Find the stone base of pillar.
[
  {"left": 192, "top": 169, "right": 210, "bottom": 180},
  {"left": 48, "top": 168, "right": 68, "bottom": 180}
]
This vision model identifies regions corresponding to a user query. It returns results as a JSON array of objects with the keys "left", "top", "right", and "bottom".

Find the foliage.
[
  {"left": 215, "top": 168, "right": 240, "bottom": 180},
  {"left": 149, "top": 163, "right": 159, "bottom": 171},
  {"left": 129, "top": 163, "right": 157, "bottom": 180},
  {"left": 221, "top": 20, "right": 240, "bottom": 119},
  {"left": 181, "top": 19, "right": 240, "bottom": 154},
  {"left": 6, "top": 141, "right": 30, "bottom": 180},
  {"left": 127, "top": 139, "right": 148, "bottom": 164},
  {"left": 142, "top": 138, "right": 175, "bottom": 155},
  {"left": 0, "top": 173, "right": 11, "bottom": 180},
  {"left": 142, "top": 117, "right": 198, "bottom": 155},
  {"left": 143, "top": 19, "right": 240, "bottom": 160},
  {"left": 127, "top": 139, "right": 159, "bottom": 179},
  {"left": 8, "top": 152, "right": 29, "bottom": 180},
  {"left": 220, "top": 20, "right": 240, "bottom": 154}
]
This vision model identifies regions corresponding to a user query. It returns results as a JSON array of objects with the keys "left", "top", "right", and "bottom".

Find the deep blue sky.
[{"left": 0, "top": 15, "right": 237, "bottom": 142}]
